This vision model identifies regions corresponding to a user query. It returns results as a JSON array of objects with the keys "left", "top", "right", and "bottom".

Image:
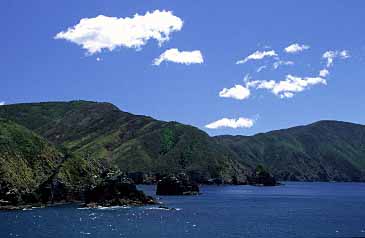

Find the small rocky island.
[
  {"left": 154, "top": 168, "right": 278, "bottom": 196},
  {"left": 85, "top": 176, "right": 156, "bottom": 207},
  {"left": 156, "top": 174, "right": 200, "bottom": 195},
  {"left": 247, "top": 165, "right": 279, "bottom": 186}
]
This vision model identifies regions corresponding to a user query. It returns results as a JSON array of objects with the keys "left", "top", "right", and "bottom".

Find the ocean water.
[{"left": 1, "top": 182, "right": 365, "bottom": 238}]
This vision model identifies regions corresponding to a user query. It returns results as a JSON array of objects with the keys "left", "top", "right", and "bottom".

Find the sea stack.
[{"left": 156, "top": 174, "right": 200, "bottom": 195}]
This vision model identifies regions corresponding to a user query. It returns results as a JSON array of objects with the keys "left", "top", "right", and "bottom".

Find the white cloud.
[
  {"left": 273, "top": 60, "right": 294, "bottom": 69},
  {"left": 272, "top": 75, "right": 326, "bottom": 98},
  {"left": 219, "top": 85, "right": 250, "bottom": 100},
  {"left": 282, "top": 92, "right": 294, "bottom": 98},
  {"left": 256, "top": 65, "right": 267, "bottom": 73},
  {"left": 236, "top": 50, "right": 277, "bottom": 64},
  {"left": 322, "top": 51, "right": 336, "bottom": 67},
  {"left": 205, "top": 117, "right": 255, "bottom": 129},
  {"left": 55, "top": 10, "right": 183, "bottom": 54},
  {"left": 0, "top": 101, "right": 4, "bottom": 106},
  {"left": 284, "top": 43, "right": 310, "bottom": 53},
  {"left": 153, "top": 48, "right": 203, "bottom": 65},
  {"left": 319, "top": 69, "right": 329, "bottom": 77},
  {"left": 340, "top": 50, "right": 350, "bottom": 59},
  {"left": 246, "top": 74, "right": 327, "bottom": 98},
  {"left": 243, "top": 73, "right": 252, "bottom": 82},
  {"left": 323, "top": 50, "right": 350, "bottom": 68},
  {"left": 96, "top": 57, "right": 101, "bottom": 61},
  {"left": 246, "top": 79, "right": 275, "bottom": 89}
]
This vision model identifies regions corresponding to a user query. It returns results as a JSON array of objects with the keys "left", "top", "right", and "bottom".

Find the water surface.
[{"left": 1, "top": 182, "right": 365, "bottom": 238}]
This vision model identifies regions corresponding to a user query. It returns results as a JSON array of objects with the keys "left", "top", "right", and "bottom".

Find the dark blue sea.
[{"left": 1, "top": 182, "right": 365, "bottom": 238}]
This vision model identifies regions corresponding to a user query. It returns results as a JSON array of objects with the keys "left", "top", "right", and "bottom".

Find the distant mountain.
[
  {"left": 0, "top": 101, "right": 250, "bottom": 184},
  {"left": 1, "top": 100, "right": 364, "bottom": 185},
  {"left": 216, "top": 121, "right": 365, "bottom": 181}
]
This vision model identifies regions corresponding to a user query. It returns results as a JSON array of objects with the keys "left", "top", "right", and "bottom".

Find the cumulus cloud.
[
  {"left": 319, "top": 69, "right": 329, "bottom": 77},
  {"left": 54, "top": 10, "right": 183, "bottom": 54},
  {"left": 284, "top": 43, "right": 310, "bottom": 53},
  {"left": 205, "top": 117, "right": 255, "bottom": 129},
  {"left": 153, "top": 48, "right": 203, "bottom": 65},
  {"left": 236, "top": 50, "right": 277, "bottom": 64},
  {"left": 273, "top": 60, "right": 294, "bottom": 69},
  {"left": 0, "top": 101, "right": 4, "bottom": 106},
  {"left": 219, "top": 85, "right": 250, "bottom": 100},
  {"left": 323, "top": 50, "right": 350, "bottom": 68},
  {"left": 246, "top": 74, "right": 327, "bottom": 98}
]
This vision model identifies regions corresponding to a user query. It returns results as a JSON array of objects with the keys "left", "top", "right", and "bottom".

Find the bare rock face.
[{"left": 156, "top": 174, "right": 200, "bottom": 196}]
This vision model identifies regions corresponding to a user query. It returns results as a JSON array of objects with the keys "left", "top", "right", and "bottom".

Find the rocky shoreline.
[
  {"left": 0, "top": 170, "right": 279, "bottom": 211},
  {"left": 0, "top": 175, "right": 158, "bottom": 211}
]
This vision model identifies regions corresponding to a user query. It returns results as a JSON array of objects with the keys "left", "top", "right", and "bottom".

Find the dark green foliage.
[
  {"left": 0, "top": 118, "right": 104, "bottom": 206},
  {"left": 255, "top": 165, "right": 265, "bottom": 174},
  {"left": 0, "top": 119, "right": 62, "bottom": 195},
  {"left": 248, "top": 165, "right": 277, "bottom": 186},
  {"left": 85, "top": 176, "right": 156, "bottom": 206},
  {"left": 56, "top": 154, "right": 100, "bottom": 188},
  {"left": 0, "top": 101, "right": 250, "bottom": 183},
  {"left": 156, "top": 174, "right": 200, "bottom": 195},
  {"left": 2, "top": 100, "right": 364, "bottom": 185},
  {"left": 216, "top": 121, "right": 365, "bottom": 181},
  {"left": 160, "top": 128, "right": 177, "bottom": 154}
]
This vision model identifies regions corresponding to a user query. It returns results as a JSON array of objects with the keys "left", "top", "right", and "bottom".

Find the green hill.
[
  {"left": 0, "top": 101, "right": 250, "bottom": 183},
  {"left": 216, "top": 121, "right": 365, "bottom": 181},
  {"left": 0, "top": 119, "right": 62, "bottom": 204},
  {"left": 1, "top": 100, "right": 364, "bottom": 184}
]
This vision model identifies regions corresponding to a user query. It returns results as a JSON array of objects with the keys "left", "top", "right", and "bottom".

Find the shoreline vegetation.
[
  {"left": 0, "top": 170, "right": 278, "bottom": 211},
  {"left": 1, "top": 100, "right": 364, "bottom": 210}
]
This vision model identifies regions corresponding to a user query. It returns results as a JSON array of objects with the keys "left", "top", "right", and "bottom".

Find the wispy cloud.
[
  {"left": 236, "top": 50, "right": 277, "bottom": 64},
  {"left": 273, "top": 60, "right": 294, "bottom": 69},
  {"left": 256, "top": 65, "right": 267, "bottom": 73},
  {"left": 224, "top": 46, "right": 350, "bottom": 102},
  {"left": 243, "top": 73, "right": 252, "bottom": 83},
  {"left": 284, "top": 43, "right": 310, "bottom": 53},
  {"left": 323, "top": 50, "right": 350, "bottom": 67},
  {"left": 219, "top": 85, "right": 250, "bottom": 100},
  {"left": 246, "top": 74, "right": 326, "bottom": 98},
  {"left": 55, "top": 10, "right": 183, "bottom": 54},
  {"left": 153, "top": 48, "right": 203, "bottom": 65},
  {"left": 205, "top": 117, "right": 255, "bottom": 129}
]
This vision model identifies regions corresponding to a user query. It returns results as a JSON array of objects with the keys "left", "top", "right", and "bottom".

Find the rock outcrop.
[
  {"left": 156, "top": 174, "right": 200, "bottom": 195},
  {"left": 85, "top": 176, "right": 156, "bottom": 207},
  {"left": 248, "top": 166, "right": 278, "bottom": 186}
]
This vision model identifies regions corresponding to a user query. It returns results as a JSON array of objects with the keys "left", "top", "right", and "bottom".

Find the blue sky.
[{"left": 1, "top": 0, "right": 365, "bottom": 135}]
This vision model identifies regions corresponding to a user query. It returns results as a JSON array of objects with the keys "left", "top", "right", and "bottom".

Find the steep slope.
[
  {"left": 0, "top": 101, "right": 250, "bottom": 183},
  {"left": 216, "top": 121, "right": 365, "bottom": 181},
  {"left": 0, "top": 118, "right": 154, "bottom": 207},
  {"left": 0, "top": 119, "right": 62, "bottom": 204},
  {"left": 4, "top": 101, "right": 363, "bottom": 183}
]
